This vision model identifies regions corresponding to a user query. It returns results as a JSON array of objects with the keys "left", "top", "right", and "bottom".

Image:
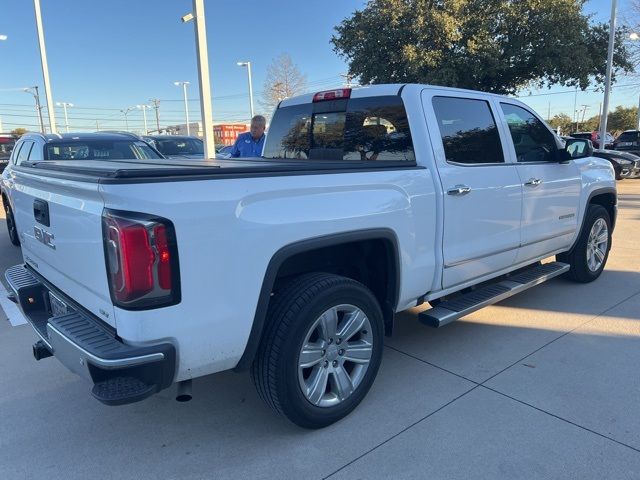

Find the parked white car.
[{"left": 3, "top": 84, "right": 616, "bottom": 428}]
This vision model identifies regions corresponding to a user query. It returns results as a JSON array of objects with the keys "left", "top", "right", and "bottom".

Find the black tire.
[
  {"left": 557, "top": 204, "right": 611, "bottom": 283},
  {"left": 3, "top": 197, "right": 20, "bottom": 247},
  {"left": 251, "top": 272, "right": 384, "bottom": 429}
]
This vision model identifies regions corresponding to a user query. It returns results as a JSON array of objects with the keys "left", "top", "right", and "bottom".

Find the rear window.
[
  {"left": 617, "top": 131, "right": 639, "bottom": 142},
  {"left": 263, "top": 96, "right": 415, "bottom": 162},
  {"left": 154, "top": 138, "right": 204, "bottom": 156},
  {"left": 44, "top": 140, "right": 161, "bottom": 161}
]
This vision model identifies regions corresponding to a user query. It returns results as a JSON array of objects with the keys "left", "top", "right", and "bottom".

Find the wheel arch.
[
  {"left": 235, "top": 228, "right": 401, "bottom": 371},
  {"left": 586, "top": 188, "right": 617, "bottom": 232}
]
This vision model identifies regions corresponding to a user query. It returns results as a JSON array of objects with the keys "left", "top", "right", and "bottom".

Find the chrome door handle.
[
  {"left": 524, "top": 178, "right": 542, "bottom": 187},
  {"left": 447, "top": 185, "right": 472, "bottom": 196}
]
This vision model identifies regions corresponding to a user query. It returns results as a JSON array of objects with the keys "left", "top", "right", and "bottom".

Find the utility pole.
[
  {"left": 340, "top": 73, "right": 354, "bottom": 88},
  {"left": 120, "top": 107, "right": 133, "bottom": 131},
  {"left": 150, "top": 99, "right": 161, "bottom": 133},
  {"left": 599, "top": 0, "right": 617, "bottom": 152},
  {"left": 547, "top": 101, "right": 550, "bottom": 122},
  {"left": 33, "top": 0, "right": 57, "bottom": 133},
  {"left": 580, "top": 105, "right": 589, "bottom": 129},
  {"left": 95, "top": 120, "right": 99, "bottom": 131}
]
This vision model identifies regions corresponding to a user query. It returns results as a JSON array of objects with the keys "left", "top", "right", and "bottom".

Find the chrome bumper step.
[{"left": 420, "top": 262, "right": 570, "bottom": 327}]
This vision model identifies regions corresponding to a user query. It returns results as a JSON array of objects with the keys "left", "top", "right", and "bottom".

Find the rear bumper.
[{"left": 5, "top": 264, "right": 176, "bottom": 405}]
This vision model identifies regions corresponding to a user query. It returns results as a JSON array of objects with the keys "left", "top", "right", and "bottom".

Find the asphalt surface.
[{"left": 1, "top": 181, "right": 639, "bottom": 479}]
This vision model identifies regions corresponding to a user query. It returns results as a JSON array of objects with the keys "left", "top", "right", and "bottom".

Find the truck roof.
[
  {"left": 20, "top": 132, "right": 141, "bottom": 143},
  {"left": 279, "top": 83, "right": 512, "bottom": 108}
]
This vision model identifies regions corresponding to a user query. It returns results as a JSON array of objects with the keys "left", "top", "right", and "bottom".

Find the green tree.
[
  {"left": 549, "top": 113, "right": 574, "bottom": 134},
  {"left": 11, "top": 128, "right": 27, "bottom": 137},
  {"left": 332, "top": 0, "right": 633, "bottom": 94},
  {"left": 607, "top": 105, "right": 638, "bottom": 132},
  {"left": 582, "top": 114, "right": 600, "bottom": 132}
]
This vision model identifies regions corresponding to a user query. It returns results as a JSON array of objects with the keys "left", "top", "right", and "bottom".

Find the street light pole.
[
  {"left": 33, "top": 0, "right": 57, "bottom": 134},
  {"left": 182, "top": 0, "right": 216, "bottom": 157},
  {"left": 136, "top": 105, "right": 151, "bottom": 134},
  {"left": 56, "top": 102, "right": 73, "bottom": 132},
  {"left": 237, "top": 61, "right": 254, "bottom": 119},
  {"left": 599, "top": 0, "right": 617, "bottom": 151},
  {"left": 174, "top": 81, "right": 191, "bottom": 135},
  {"left": 24, "top": 86, "right": 45, "bottom": 133}
]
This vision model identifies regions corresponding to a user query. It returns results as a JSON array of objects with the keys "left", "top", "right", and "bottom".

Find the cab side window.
[
  {"left": 28, "top": 142, "right": 43, "bottom": 161},
  {"left": 16, "top": 141, "right": 34, "bottom": 165},
  {"left": 432, "top": 96, "right": 504, "bottom": 164},
  {"left": 500, "top": 103, "right": 557, "bottom": 163},
  {"left": 10, "top": 141, "right": 24, "bottom": 164}
]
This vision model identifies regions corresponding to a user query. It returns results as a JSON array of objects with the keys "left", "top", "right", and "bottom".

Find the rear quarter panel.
[{"left": 100, "top": 169, "right": 437, "bottom": 380}]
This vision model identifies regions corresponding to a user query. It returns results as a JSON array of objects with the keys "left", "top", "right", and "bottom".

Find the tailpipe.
[{"left": 176, "top": 379, "right": 192, "bottom": 402}]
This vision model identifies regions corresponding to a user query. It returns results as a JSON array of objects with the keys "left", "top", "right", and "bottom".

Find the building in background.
[
  {"left": 161, "top": 122, "right": 249, "bottom": 145},
  {"left": 214, "top": 124, "right": 249, "bottom": 146}
]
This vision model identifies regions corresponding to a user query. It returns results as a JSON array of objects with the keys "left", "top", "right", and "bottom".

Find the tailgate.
[{"left": 11, "top": 170, "right": 115, "bottom": 327}]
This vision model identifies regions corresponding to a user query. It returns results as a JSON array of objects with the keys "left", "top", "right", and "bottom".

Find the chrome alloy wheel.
[
  {"left": 298, "top": 304, "right": 373, "bottom": 408},
  {"left": 586, "top": 218, "right": 608, "bottom": 272}
]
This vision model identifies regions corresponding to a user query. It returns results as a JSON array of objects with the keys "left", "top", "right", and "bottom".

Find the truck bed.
[{"left": 19, "top": 157, "right": 421, "bottom": 183}]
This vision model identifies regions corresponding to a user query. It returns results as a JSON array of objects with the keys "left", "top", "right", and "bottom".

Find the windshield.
[
  {"left": 44, "top": 140, "right": 161, "bottom": 160},
  {"left": 154, "top": 138, "right": 204, "bottom": 156},
  {"left": 617, "top": 132, "right": 639, "bottom": 142}
]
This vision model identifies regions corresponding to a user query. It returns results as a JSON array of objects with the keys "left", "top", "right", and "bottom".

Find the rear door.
[
  {"left": 497, "top": 102, "right": 581, "bottom": 264},
  {"left": 423, "top": 91, "right": 523, "bottom": 289},
  {"left": 10, "top": 151, "right": 115, "bottom": 326}
]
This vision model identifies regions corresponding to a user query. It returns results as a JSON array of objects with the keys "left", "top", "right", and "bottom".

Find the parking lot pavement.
[{"left": 1, "top": 182, "right": 639, "bottom": 480}]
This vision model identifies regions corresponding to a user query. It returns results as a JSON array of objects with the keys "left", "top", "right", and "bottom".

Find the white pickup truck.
[{"left": 2, "top": 84, "right": 616, "bottom": 428}]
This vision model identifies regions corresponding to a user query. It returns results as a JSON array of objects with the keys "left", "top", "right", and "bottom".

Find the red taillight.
[
  {"left": 103, "top": 210, "right": 179, "bottom": 309},
  {"left": 313, "top": 88, "right": 351, "bottom": 102},
  {"left": 153, "top": 224, "right": 172, "bottom": 290}
]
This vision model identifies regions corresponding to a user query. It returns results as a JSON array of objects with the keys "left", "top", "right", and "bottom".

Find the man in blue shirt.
[{"left": 231, "top": 115, "right": 266, "bottom": 158}]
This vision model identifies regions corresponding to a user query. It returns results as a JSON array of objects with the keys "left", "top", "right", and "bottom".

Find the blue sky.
[{"left": 0, "top": 0, "right": 637, "bottom": 133}]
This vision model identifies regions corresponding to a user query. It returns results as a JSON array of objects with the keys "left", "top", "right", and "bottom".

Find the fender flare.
[
  {"left": 571, "top": 187, "right": 617, "bottom": 251},
  {"left": 235, "top": 228, "right": 401, "bottom": 371}
]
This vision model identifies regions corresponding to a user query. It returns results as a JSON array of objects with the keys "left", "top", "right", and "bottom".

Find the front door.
[
  {"left": 424, "top": 92, "right": 523, "bottom": 289},
  {"left": 498, "top": 103, "right": 581, "bottom": 264}
]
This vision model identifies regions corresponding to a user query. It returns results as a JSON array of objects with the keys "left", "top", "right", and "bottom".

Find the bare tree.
[
  {"left": 261, "top": 54, "right": 307, "bottom": 114},
  {"left": 625, "top": 1, "right": 640, "bottom": 71}
]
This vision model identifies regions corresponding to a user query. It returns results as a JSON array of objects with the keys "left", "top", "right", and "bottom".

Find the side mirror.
[{"left": 563, "top": 138, "right": 593, "bottom": 160}]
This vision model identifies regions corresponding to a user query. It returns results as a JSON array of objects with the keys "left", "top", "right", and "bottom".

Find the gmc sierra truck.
[{"left": 1, "top": 84, "right": 616, "bottom": 429}]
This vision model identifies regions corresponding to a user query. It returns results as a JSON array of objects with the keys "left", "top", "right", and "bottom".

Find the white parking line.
[{"left": 0, "top": 281, "right": 27, "bottom": 326}]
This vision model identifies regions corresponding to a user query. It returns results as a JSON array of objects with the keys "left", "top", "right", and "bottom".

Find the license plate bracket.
[{"left": 49, "top": 291, "right": 70, "bottom": 317}]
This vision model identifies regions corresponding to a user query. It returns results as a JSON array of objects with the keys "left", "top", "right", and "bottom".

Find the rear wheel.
[
  {"left": 251, "top": 273, "right": 384, "bottom": 429},
  {"left": 3, "top": 199, "right": 20, "bottom": 246},
  {"left": 558, "top": 204, "right": 611, "bottom": 283}
]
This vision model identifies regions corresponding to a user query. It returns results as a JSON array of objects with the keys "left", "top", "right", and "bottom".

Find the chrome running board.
[{"left": 419, "top": 262, "right": 570, "bottom": 328}]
